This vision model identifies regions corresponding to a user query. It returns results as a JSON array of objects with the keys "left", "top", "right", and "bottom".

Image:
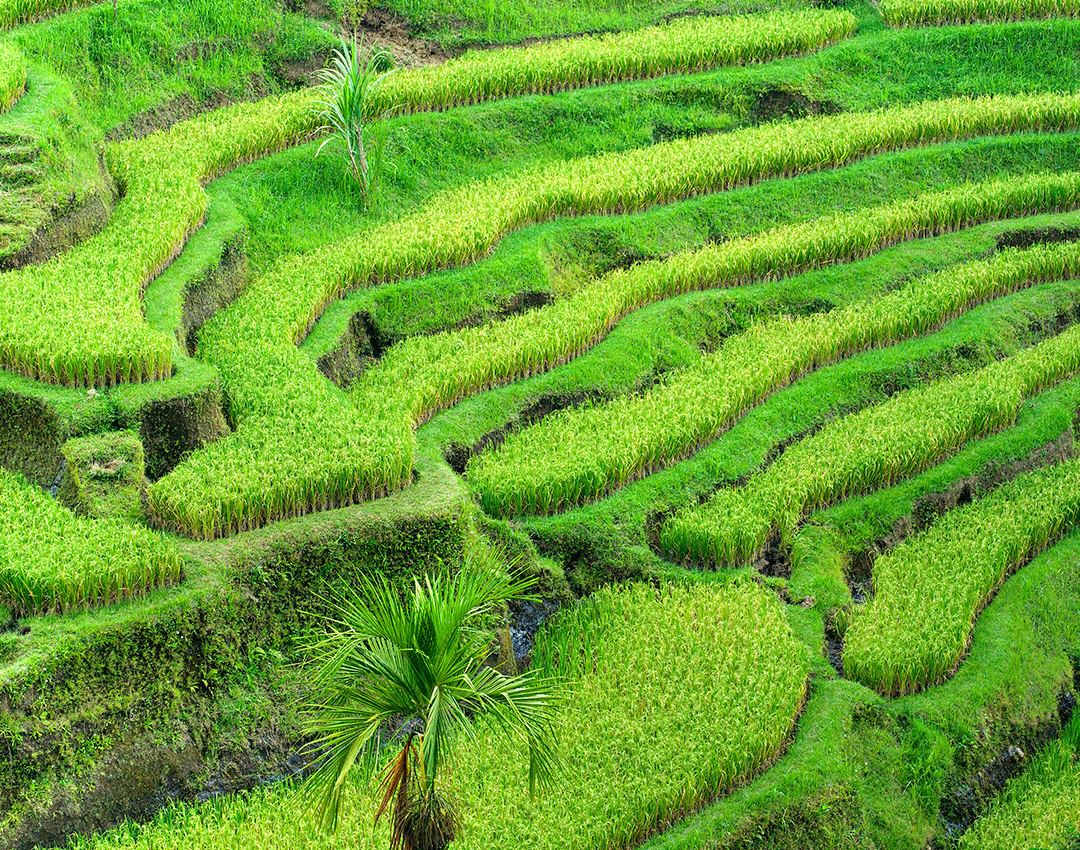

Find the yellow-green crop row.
[
  {"left": 843, "top": 456, "right": 1080, "bottom": 696},
  {"left": 0, "top": 40, "right": 25, "bottom": 112},
  {"left": 0, "top": 7, "right": 840, "bottom": 390},
  {"left": 215, "top": 93, "right": 1080, "bottom": 361},
  {"left": 370, "top": 9, "right": 855, "bottom": 116},
  {"left": 467, "top": 238, "right": 1080, "bottom": 516},
  {"left": 660, "top": 321, "right": 1080, "bottom": 566},
  {"left": 360, "top": 172, "right": 1080, "bottom": 433},
  {"left": 959, "top": 716, "right": 1080, "bottom": 850},
  {"left": 7, "top": 91, "right": 1080, "bottom": 393},
  {"left": 0, "top": 0, "right": 94, "bottom": 29},
  {"left": 881, "top": 0, "right": 1080, "bottom": 26},
  {"left": 0, "top": 467, "right": 183, "bottom": 615},
  {"left": 0, "top": 88, "right": 319, "bottom": 388},
  {"left": 68, "top": 581, "right": 808, "bottom": 850},
  {"left": 144, "top": 360, "right": 412, "bottom": 539},
  {"left": 145, "top": 94, "right": 1080, "bottom": 540}
]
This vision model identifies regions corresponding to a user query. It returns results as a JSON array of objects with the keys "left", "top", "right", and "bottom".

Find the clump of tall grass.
[
  {"left": 0, "top": 0, "right": 92, "bottom": 29},
  {"left": 660, "top": 321, "right": 1080, "bottom": 567},
  {"left": 0, "top": 468, "right": 183, "bottom": 615}
]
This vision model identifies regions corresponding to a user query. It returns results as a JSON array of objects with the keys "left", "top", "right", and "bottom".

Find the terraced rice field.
[{"left": 1, "top": 0, "right": 1079, "bottom": 848}]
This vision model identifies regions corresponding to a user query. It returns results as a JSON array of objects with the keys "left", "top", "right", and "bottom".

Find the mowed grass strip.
[
  {"left": 371, "top": 8, "right": 855, "bottom": 115},
  {"left": 0, "top": 40, "right": 24, "bottom": 111},
  {"left": 882, "top": 0, "right": 1080, "bottom": 26},
  {"left": 66, "top": 581, "right": 808, "bottom": 850},
  {"left": 467, "top": 238, "right": 1080, "bottom": 516},
  {"left": 151, "top": 95, "right": 1080, "bottom": 539},
  {"left": 660, "top": 321, "right": 1080, "bottom": 566},
  {"left": 0, "top": 468, "right": 183, "bottom": 615},
  {"left": 845, "top": 458, "right": 1080, "bottom": 696}
]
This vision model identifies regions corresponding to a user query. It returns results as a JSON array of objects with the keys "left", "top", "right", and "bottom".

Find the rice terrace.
[{"left": 2, "top": 0, "right": 1080, "bottom": 846}]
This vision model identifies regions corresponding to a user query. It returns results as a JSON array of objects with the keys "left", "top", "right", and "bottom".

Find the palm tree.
[{"left": 299, "top": 554, "right": 561, "bottom": 850}]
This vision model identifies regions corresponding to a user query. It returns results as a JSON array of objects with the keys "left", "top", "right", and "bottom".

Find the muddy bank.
[
  {"left": 939, "top": 658, "right": 1078, "bottom": 840},
  {"left": 318, "top": 290, "right": 554, "bottom": 390}
]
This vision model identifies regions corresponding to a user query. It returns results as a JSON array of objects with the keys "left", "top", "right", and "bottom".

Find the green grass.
[
  {"left": 0, "top": 41, "right": 25, "bottom": 111},
  {"left": 641, "top": 526, "right": 1080, "bottom": 848},
  {"left": 67, "top": 580, "right": 809, "bottom": 850},
  {"left": 305, "top": 131, "right": 1080, "bottom": 353},
  {"left": 960, "top": 714, "right": 1080, "bottom": 849},
  {"left": 9, "top": 0, "right": 334, "bottom": 134},
  {"left": 466, "top": 233, "right": 1080, "bottom": 517},
  {"left": 0, "top": 63, "right": 107, "bottom": 262},
  {"left": 150, "top": 93, "right": 1080, "bottom": 539},
  {"left": 787, "top": 369, "right": 1080, "bottom": 611},
  {"left": 882, "top": 0, "right": 1080, "bottom": 27},
  {"left": 384, "top": 0, "right": 814, "bottom": 49},
  {"left": 7, "top": 4, "right": 1080, "bottom": 847},
  {"left": 468, "top": 254, "right": 1080, "bottom": 583},
  {"left": 224, "top": 16, "right": 1080, "bottom": 282}
]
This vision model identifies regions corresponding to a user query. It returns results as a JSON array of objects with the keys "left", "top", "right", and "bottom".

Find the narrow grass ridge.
[
  {"left": 0, "top": 467, "right": 183, "bottom": 615},
  {"left": 660, "top": 320, "right": 1080, "bottom": 566}
]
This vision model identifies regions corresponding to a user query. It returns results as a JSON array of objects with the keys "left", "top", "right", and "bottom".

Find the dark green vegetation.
[{"left": 1, "top": 0, "right": 1079, "bottom": 848}]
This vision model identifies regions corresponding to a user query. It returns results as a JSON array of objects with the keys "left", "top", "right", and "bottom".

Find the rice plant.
[
  {"left": 0, "top": 0, "right": 94, "bottom": 29},
  {"left": 882, "top": 0, "right": 1080, "bottom": 26},
  {"left": 368, "top": 9, "right": 856, "bottom": 117},
  {"left": 844, "top": 459, "right": 1080, "bottom": 695},
  {"left": 467, "top": 238, "right": 1080, "bottom": 517},
  {"left": 68, "top": 581, "right": 808, "bottom": 850},
  {"left": 660, "top": 321, "right": 1080, "bottom": 567},
  {"left": 0, "top": 468, "right": 183, "bottom": 615},
  {"left": 151, "top": 93, "right": 1080, "bottom": 538},
  {"left": 0, "top": 40, "right": 25, "bottom": 112}
]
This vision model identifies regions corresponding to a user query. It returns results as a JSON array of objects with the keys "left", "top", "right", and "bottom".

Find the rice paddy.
[{"left": 2, "top": 0, "right": 1080, "bottom": 848}]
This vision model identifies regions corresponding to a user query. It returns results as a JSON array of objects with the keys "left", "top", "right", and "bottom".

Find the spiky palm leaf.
[{"left": 298, "top": 549, "right": 561, "bottom": 847}]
